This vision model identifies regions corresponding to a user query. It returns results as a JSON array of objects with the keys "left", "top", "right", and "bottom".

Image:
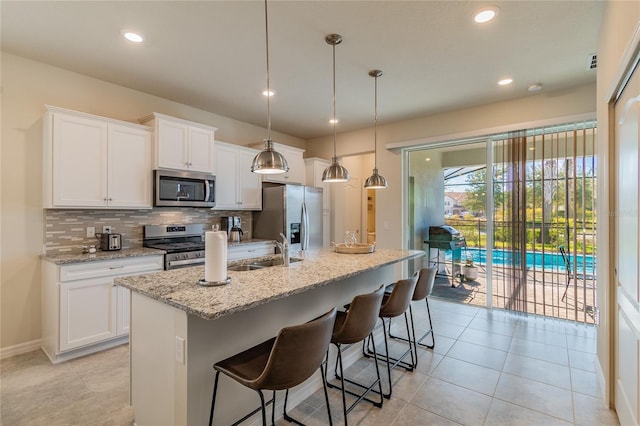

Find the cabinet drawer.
[
  {"left": 227, "top": 244, "right": 274, "bottom": 261},
  {"left": 59, "top": 256, "right": 163, "bottom": 282}
]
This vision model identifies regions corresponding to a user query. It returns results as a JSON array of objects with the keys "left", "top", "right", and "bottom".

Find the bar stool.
[
  {"left": 208, "top": 308, "right": 336, "bottom": 426},
  {"left": 388, "top": 267, "right": 437, "bottom": 366},
  {"left": 327, "top": 285, "right": 385, "bottom": 425},
  {"left": 364, "top": 274, "right": 418, "bottom": 399}
]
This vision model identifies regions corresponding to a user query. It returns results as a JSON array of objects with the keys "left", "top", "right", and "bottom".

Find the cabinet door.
[
  {"left": 116, "top": 286, "right": 130, "bottom": 336},
  {"left": 59, "top": 278, "right": 117, "bottom": 351},
  {"left": 238, "top": 149, "right": 262, "bottom": 210},
  {"left": 214, "top": 144, "right": 239, "bottom": 209},
  {"left": 188, "top": 126, "right": 216, "bottom": 173},
  {"left": 157, "top": 119, "right": 189, "bottom": 170},
  {"left": 263, "top": 145, "right": 305, "bottom": 184},
  {"left": 108, "top": 124, "right": 152, "bottom": 208},
  {"left": 52, "top": 113, "right": 108, "bottom": 207}
]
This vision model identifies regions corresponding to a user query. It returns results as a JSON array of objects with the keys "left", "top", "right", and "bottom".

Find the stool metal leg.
[
  {"left": 209, "top": 371, "right": 221, "bottom": 426},
  {"left": 388, "top": 299, "right": 435, "bottom": 357}
]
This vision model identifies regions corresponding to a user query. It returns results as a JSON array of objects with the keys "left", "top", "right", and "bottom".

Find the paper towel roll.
[{"left": 205, "top": 231, "right": 227, "bottom": 282}]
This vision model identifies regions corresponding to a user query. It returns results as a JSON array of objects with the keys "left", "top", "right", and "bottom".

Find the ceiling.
[{"left": 1, "top": 1, "right": 604, "bottom": 140}]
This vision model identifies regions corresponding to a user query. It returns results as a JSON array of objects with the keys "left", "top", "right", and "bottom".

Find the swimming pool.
[{"left": 446, "top": 247, "right": 596, "bottom": 274}]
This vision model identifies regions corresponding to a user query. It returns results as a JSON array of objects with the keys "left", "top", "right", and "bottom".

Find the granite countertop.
[
  {"left": 42, "top": 247, "right": 166, "bottom": 265},
  {"left": 115, "top": 248, "right": 424, "bottom": 321},
  {"left": 227, "top": 238, "right": 274, "bottom": 247}
]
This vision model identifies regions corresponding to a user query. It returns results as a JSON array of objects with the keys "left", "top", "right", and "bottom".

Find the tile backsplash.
[{"left": 44, "top": 208, "right": 253, "bottom": 254}]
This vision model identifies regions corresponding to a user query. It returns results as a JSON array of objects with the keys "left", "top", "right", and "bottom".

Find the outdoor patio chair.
[{"left": 559, "top": 245, "right": 595, "bottom": 302}]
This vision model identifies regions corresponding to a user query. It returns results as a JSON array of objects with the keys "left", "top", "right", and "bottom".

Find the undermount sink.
[{"left": 228, "top": 257, "right": 303, "bottom": 272}]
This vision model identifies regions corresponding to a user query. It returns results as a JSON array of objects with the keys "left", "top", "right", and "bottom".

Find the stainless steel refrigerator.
[{"left": 253, "top": 184, "right": 323, "bottom": 252}]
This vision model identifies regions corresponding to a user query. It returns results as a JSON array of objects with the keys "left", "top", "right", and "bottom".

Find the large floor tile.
[
  {"left": 502, "top": 352, "right": 572, "bottom": 390},
  {"left": 485, "top": 398, "right": 573, "bottom": 426},
  {"left": 467, "top": 318, "right": 517, "bottom": 337},
  {"left": 494, "top": 372, "right": 574, "bottom": 422},
  {"left": 513, "top": 325, "right": 568, "bottom": 348},
  {"left": 509, "top": 337, "right": 569, "bottom": 366},
  {"left": 570, "top": 367, "right": 602, "bottom": 397},
  {"left": 566, "top": 334, "right": 597, "bottom": 354},
  {"left": 446, "top": 340, "right": 507, "bottom": 371},
  {"left": 568, "top": 349, "right": 598, "bottom": 373},
  {"left": 431, "top": 334, "right": 457, "bottom": 356},
  {"left": 410, "top": 377, "right": 492, "bottom": 426},
  {"left": 572, "top": 392, "right": 620, "bottom": 426},
  {"left": 431, "top": 357, "right": 500, "bottom": 396},
  {"left": 391, "top": 403, "right": 462, "bottom": 426},
  {"left": 458, "top": 327, "right": 513, "bottom": 351}
]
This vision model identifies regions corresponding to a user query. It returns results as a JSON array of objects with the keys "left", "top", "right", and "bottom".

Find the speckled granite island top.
[
  {"left": 42, "top": 247, "right": 165, "bottom": 265},
  {"left": 115, "top": 248, "right": 424, "bottom": 320}
]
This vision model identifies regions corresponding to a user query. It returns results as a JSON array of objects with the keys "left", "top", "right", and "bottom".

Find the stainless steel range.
[{"left": 143, "top": 224, "right": 206, "bottom": 270}]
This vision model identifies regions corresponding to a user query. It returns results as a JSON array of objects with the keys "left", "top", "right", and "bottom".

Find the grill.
[{"left": 427, "top": 225, "right": 466, "bottom": 250}]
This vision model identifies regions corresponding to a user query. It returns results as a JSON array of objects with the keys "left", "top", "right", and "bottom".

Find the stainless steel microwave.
[{"left": 154, "top": 170, "right": 215, "bottom": 207}]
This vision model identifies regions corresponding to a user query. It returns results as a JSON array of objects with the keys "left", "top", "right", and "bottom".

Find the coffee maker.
[{"left": 221, "top": 216, "right": 243, "bottom": 242}]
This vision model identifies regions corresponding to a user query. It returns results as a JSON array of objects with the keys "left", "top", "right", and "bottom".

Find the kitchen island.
[{"left": 115, "top": 248, "right": 423, "bottom": 426}]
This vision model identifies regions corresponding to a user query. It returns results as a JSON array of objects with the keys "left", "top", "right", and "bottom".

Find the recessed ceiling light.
[
  {"left": 528, "top": 83, "right": 543, "bottom": 92},
  {"left": 262, "top": 90, "right": 275, "bottom": 97},
  {"left": 474, "top": 6, "right": 499, "bottom": 23},
  {"left": 498, "top": 78, "right": 513, "bottom": 86},
  {"left": 122, "top": 31, "right": 144, "bottom": 43},
  {"left": 425, "top": 157, "right": 431, "bottom": 162},
  {"left": 529, "top": 147, "right": 536, "bottom": 151},
  {"left": 329, "top": 118, "right": 339, "bottom": 124}
]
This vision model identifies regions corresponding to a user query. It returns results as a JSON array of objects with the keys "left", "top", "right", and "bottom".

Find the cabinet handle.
[
  {"left": 109, "top": 265, "right": 125, "bottom": 270},
  {"left": 108, "top": 197, "right": 113, "bottom": 202}
]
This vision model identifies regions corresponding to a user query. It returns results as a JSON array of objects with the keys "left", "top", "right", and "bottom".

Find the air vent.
[{"left": 586, "top": 53, "right": 597, "bottom": 70}]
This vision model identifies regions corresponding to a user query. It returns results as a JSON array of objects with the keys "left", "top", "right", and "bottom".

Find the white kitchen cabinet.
[
  {"left": 251, "top": 142, "right": 306, "bottom": 185},
  {"left": 43, "top": 106, "right": 152, "bottom": 209},
  {"left": 140, "top": 112, "right": 217, "bottom": 174},
  {"left": 227, "top": 241, "right": 274, "bottom": 261},
  {"left": 305, "top": 158, "right": 332, "bottom": 248},
  {"left": 214, "top": 141, "right": 262, "bottom": 210},
  {"left": 42, "top": 255, "right": 163, "bottom": 363}
]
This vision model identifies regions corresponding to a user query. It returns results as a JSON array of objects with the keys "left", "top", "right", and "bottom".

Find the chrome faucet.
[{"left": 275, "top": 233, "right": 289, "bottom": 267}]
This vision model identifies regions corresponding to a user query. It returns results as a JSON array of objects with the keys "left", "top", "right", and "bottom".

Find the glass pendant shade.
[
  {"left": 364, "top": 168, "right": 388, "bottom": 189},
  {"left": 251, "top": 139, "right": 289, "bottom": 174},
  {"left": 251, "top": 0, "right": 288, "bottom": 174},
  {"left": 322, "top": 156, "right": 350, "bottom": 182}
]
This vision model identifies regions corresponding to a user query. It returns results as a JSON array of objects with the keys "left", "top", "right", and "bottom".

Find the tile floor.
[{"left": 0, "top": 298, "right": 620, "bottom": 426}]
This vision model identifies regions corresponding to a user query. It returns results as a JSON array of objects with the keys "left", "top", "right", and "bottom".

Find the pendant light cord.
[
  {"left": 374, "top": 74, "right": 378, "bottom": 169},
  {"left": 264, "top": 0, "right": 272, "bottom": 142},
  {"left": 332, "top": 42, "right": 337, "bottom": 158}
]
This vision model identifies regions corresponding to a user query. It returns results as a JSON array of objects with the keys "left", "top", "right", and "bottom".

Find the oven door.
[{"left": 154, "top": 170, "right": 215, "bottom": 207}]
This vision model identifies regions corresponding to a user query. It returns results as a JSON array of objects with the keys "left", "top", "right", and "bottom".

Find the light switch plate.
[
  {"left": 102, "top": 225, "right": 112, "bottom": 234},
  {"left": 86, "top": 226, "right": 96, "bottom": 238}
]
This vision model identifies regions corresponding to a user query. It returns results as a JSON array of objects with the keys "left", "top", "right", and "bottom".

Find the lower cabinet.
[{"left": 42, "top": 255, "right": 163, "bottom": 363}]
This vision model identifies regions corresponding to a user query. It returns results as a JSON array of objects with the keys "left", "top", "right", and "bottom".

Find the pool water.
[{"left": 446, "top": 247, "right": 595, "bottom": 275}]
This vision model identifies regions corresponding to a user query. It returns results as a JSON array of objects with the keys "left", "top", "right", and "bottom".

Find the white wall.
[
  {"left": 0, "top": 52, "right": 306, "bottom": 350},
  {"left": 596, "top": 0, "right": 640, "bottom": 408}
]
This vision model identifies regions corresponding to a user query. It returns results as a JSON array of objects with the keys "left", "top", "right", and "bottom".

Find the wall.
[
  {"left": 0, "top": 52, "right": 305, "bottom": 351},
  {"left": 306, "top": 83, "right": 597, "bottom": 252},
  {"left": 596, "top": 0, "right": 640, "bottom": 409}
]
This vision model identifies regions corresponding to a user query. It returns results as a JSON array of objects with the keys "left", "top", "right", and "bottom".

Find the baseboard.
[{"left": 1, "top": 338, "right": 44, "bottom": 360}]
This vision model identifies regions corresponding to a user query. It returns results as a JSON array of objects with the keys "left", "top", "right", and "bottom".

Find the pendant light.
[
  {"left": 364, "top": 69, "right": 388, "bottom": 189},
  {"left": 251, "top": 0, "right": 289, "bottom": 174},
  {"left": 322, "top": 34, "right": 350, "bottom": 183}
]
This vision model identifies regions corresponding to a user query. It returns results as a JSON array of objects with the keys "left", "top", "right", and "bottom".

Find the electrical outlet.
[
  {"left": 102, "top": 225, "right": 112, "bottom": 234},
  {"left": 175, "top": 336, "right": 185, "bottom": 364},
  {"left": 86, "top": 226, "right": 96, "bottom": 238}
]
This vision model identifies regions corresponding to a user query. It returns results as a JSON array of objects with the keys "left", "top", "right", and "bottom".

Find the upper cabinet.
[
  {"left": 214, "top": 142, "right": 262, "bottom": 210},
  {"left": 250, "top": 142, "right": 306, "bottom": 185},
  {"left": 139, "top": 112, "right": 217, "bottom": 174},
  {"left": 43, "top": 106, "right": 152, "bottom": 209}
]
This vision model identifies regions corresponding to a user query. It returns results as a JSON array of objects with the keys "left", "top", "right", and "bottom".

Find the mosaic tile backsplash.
[{"left": 44, "top": 208, "right": 253, "bottom": 254}]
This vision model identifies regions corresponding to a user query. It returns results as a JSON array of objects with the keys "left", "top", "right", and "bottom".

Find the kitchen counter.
[
  {"left": 115, "top": 248, "right": 421, "bottom": 320},
  {"left": 42, "top": 247, "right": 166, "bottom": 265},
  {"left": 226, "top": 238, "right": 274, "bottom": 247},
  {"left": 120, "top": 248, "right": 423, "bottom": 426}
]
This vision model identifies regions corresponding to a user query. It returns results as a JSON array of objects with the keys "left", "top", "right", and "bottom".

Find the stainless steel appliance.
[
  {"left": 154, "top": 170, "right": 215, "bottom": 207},
  {"left": 253, "top": 184, "right": 323, "bottom": 252},
  {"left": 221, "top": 216, "right": 243, "bottom": 242},
  {"left": 143, "top": 223, "right": 206, "bottom": 270},
  {"left": 98, "top": 233, "right": 122, "bottom": 251},
  {"left": 425, "top": 225, "right": 467, "bottom": 284}
]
